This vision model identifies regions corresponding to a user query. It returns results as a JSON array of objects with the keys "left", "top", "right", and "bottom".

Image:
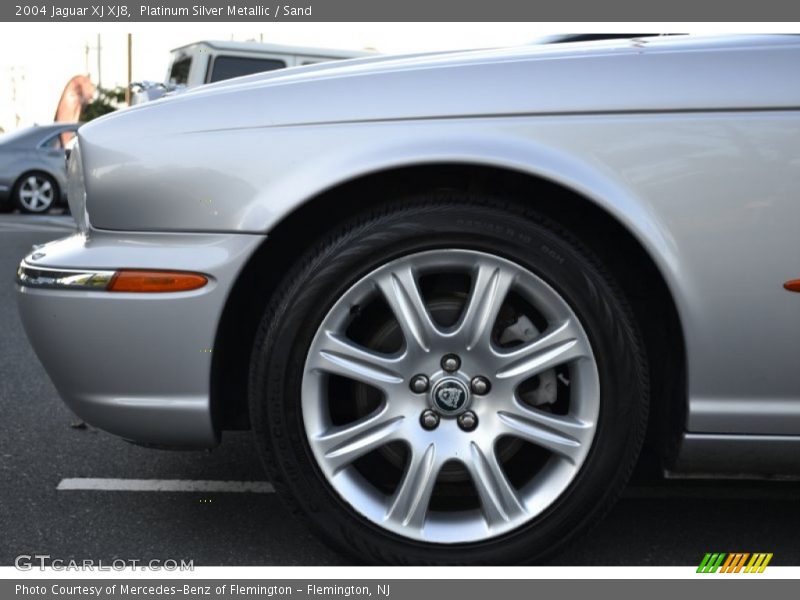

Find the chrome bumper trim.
[{"left": 17, "top": 261, "right": 115, "bottom": 290}]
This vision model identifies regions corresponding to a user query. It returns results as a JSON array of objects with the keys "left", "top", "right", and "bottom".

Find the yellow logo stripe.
[{"left": 744, "top": 553, "right": 773, "bottom": 573}]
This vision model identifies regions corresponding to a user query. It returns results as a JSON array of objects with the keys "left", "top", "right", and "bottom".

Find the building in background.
[
  {"left": 0, "top": 35, "right": 112, "bottom": 132},
  {"left": 0, "top": 66, "right": 29, "bottom": 133}
]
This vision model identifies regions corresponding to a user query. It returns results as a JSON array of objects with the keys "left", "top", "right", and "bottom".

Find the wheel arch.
[{"left": 212, "top": 162, "right": 687, "bottom": 465}]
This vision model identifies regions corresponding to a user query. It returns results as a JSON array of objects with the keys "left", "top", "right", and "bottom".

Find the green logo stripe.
[
  {"left": 697, "top": 553, "right": 713, "bottom": 573},
  {"left": 697, "top": 553, "right": 727, "bottom": 573}
]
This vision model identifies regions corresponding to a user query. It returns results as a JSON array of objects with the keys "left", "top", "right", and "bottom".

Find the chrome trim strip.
[
  {"left": 670, "top": 432, "right": 800, "bottom": 476},
  {"left": 689, "top": 396, "right": 800, "bottom": 435},
  {"left": 16, "top": 262, "right": 115, "bottom": 290}
]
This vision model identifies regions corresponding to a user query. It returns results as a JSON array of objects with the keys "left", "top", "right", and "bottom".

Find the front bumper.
[{"left": 16, "top": 230, "right": 265, "bottom": 447}]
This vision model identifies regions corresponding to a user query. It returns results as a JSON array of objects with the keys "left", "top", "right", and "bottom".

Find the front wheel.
[{"left": 250, "top": 196, "right": 649, "bottom": 564}]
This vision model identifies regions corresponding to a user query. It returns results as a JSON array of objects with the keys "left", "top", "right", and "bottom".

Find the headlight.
[{"left": 66, "top": 142, "right": 89, "bottom": 232}]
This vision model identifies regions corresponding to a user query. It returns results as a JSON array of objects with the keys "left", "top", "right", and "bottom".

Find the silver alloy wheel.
[
  {"left": 302, "top": 249, "right": 600, "bottom": 543},
  {"left": 18, "top": 175, "right": 55, "bottom": 212}
]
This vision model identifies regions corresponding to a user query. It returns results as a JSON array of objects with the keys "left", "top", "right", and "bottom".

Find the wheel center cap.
[{"left": 431, "top": 378, "right": 470, "bottom": 415}]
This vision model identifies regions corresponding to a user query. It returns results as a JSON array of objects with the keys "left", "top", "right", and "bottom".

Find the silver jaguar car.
[{"left": 16, "top": 35, "right": 800, "bottom": 564}]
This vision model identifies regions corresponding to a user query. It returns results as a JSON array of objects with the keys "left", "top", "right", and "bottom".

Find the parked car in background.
[
  {"left": 16, "top": 35, "right": 800, "bottom": 564},
  {"left": 0, "top": 123, "right": 79, "bottom": 213},
  {"left": 131, "top": 40, "right": 373, "bottom": 104}
]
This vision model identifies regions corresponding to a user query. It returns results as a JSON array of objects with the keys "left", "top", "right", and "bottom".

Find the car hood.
[{"left": 80, "top": 34, "right": 800, "bottom": 143}]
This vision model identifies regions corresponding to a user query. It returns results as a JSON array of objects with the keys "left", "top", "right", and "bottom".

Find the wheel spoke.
[
  {"left": 309, "top": 330, "right": 405, "bottom": 389},
  {"left": 314, "top": 408, "right": 405, "bottom": 474},
  {"left": 494, "top": 319, "right": 588, "bottom": 385},
  {"left": 301, "top": 248, "right": 601, "bottom": 544},
  {"left": 40, "top": 181, "right": 52, "bottom": 194},
  {"left": 497, "top": 403, "right": 593, "bottom": 464},
  {"left": 467, "top": 442, "right": 525, "bottom": 527},
  {"left": 27, "top": 176, "right": 38, "bottom": 188},
  {"left": 456, "top": 262, "right": 515, "bottom": 350},
  {"left": 385, "top": 443, "right": 439, "bottom": 529},
  {"left": 374, "top": 265, "right": 439, "bottom": 353}
]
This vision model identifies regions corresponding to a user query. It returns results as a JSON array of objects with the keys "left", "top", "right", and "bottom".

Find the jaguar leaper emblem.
[{"left": 433, "top": 380, "right": 468, "bottom": 413}]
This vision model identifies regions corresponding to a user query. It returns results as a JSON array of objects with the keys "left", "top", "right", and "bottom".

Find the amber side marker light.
[
  {"left": 107, "top": 270, "right": 208, "bottom": 293},
  {"left": 784, "top": 280, "right": 800, "bottom": 293}
]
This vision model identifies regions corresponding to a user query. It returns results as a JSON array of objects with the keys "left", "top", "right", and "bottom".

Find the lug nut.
[
  {"left": 420, "top": 409, "right": 440, "bottom": 431},
  {"left": 410, "top": 374, "right": 429, "bottom": 394},
  {"left": 471, "top": 376, "right": 491, "bottom": 395},
  {"left": 457, "top": 411, "right": 478, "bottom": 432},
  {"left": 441, "top": 354, "right": 461, "bottom": 372}
]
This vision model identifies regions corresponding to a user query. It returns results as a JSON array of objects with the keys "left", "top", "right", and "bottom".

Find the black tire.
[
  {"left": 14, "top": 172, "right": 58, "bottom": 214},
  {"left": 249, "top": 195, "right": 649, "bottom": 565}
]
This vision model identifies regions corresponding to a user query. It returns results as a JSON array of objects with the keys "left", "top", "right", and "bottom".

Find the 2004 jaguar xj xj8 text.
[{"left": 16, "top": 35, "right": 800, "bottom": 564}]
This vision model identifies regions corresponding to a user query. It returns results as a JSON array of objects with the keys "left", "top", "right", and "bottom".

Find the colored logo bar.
[{"left": 697, "top": 553, "right": 773, "bottom": 573}]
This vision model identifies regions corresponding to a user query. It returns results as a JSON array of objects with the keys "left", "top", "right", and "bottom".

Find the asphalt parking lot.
[{"left": 2, "top": 213, "right": 800, "bottom": 567}]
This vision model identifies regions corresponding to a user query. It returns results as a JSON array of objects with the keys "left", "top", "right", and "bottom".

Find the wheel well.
[{"left": 211, "top": 164, "right": 686, "bottom": 464}]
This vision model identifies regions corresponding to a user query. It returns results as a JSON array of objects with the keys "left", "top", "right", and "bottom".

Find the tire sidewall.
[{"left": 250, "top": 198, "right": 648, "bottom": 564}]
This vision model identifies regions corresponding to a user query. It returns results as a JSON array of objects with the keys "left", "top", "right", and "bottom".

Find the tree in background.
[{"left": 80, "top": 86, "right": 126, "bottom": 122}]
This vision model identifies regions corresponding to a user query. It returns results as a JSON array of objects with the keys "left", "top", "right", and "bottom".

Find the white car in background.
[{"left": 131, "top": 40, "right": 373, "bottom": 103}]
